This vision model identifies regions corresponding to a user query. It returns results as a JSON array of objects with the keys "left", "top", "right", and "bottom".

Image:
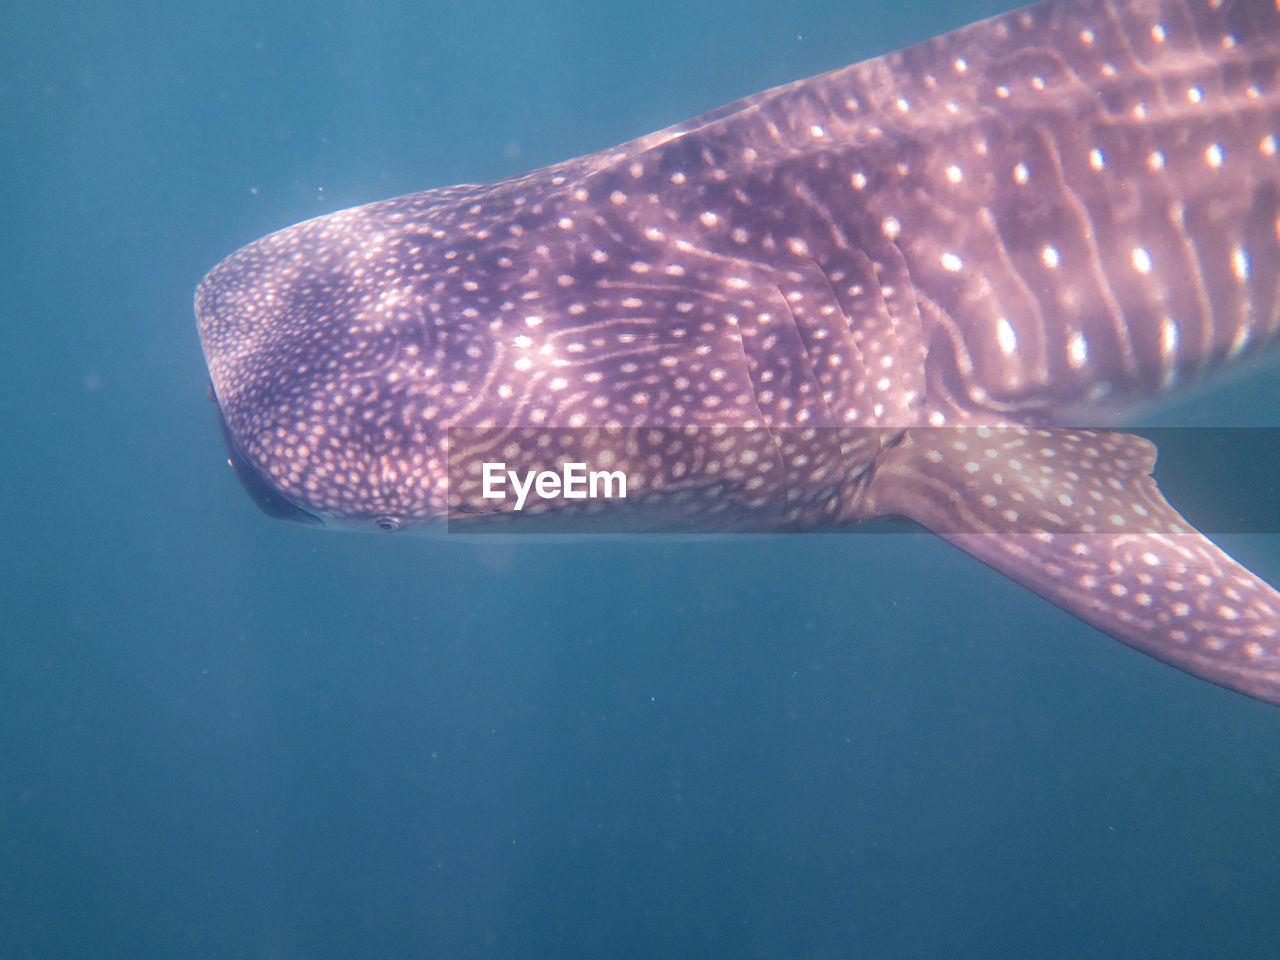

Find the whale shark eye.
[{"left": 373, "top": 516, "right": 402, "bottom": 532}]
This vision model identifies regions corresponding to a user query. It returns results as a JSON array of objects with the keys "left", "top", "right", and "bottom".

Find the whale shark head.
[{"left": 196, "top": 0, "right": 1280, "bottom": 704}]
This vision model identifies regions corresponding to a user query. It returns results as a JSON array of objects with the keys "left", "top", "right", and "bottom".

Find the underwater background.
[{"left": 3, "top": 0, "right": 1280, "bottom": 956}]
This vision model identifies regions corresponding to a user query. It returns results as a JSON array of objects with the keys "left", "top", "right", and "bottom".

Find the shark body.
[{"left": 197, "top": 0, "right": 1280, "bottom": 704}]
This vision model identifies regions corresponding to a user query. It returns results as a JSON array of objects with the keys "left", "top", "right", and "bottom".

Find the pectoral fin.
[{"left": 861, "top": 427, "right": 1280, "bottom": 704}]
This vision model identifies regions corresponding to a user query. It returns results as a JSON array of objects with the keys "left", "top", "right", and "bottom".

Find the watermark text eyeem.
[{"left": 482, "top": 462, "right": 627, "bottom": 511}]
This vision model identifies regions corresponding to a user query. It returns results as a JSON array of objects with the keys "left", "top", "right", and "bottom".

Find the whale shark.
[{"left": 196, "top": 0, "right": 1280, "bottom": 704}]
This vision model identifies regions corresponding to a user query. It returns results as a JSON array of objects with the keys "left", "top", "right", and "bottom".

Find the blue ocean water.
[{"left": 3, "top": 0, "right": 1280, "bottom": 957}]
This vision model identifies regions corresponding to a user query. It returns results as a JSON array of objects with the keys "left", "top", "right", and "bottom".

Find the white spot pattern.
[{"left": 194, "top": 0, "right": 1280, "bottom": 704}]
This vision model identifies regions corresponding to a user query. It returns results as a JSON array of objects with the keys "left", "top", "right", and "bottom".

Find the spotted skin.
[{"left": 197, "top": 0, "right": 1280, "bottom": 704}]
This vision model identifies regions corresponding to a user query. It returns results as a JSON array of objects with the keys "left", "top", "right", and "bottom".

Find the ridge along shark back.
[{"left": 196, "top": 0, "right": 1280, "bottom": 706}]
